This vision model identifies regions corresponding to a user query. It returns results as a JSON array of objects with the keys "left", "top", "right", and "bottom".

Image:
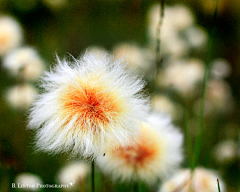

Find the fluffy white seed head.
[
  {"left": 5, "top": 84, "right": 36, "bottom": 110},
  {"left": 28, "top": 51, "right": 149, "bottom": 158},
  {"left": 159, "top": 167, "right": 225, "bottom": 192},
  {"left": 0, "top": 16, "right": 23, "bottom": 56},
  {"left": 15, "top": 172, "right": 43, "bottom": 191},
  {"left": 57, "top": 161, "right": 90, "bottom": 190},
  {"left": 96, "top": 113, "right": 183, "bottom": 185},
  {"left": 3, "top": 47, "right": 45, "bottom": 81}
]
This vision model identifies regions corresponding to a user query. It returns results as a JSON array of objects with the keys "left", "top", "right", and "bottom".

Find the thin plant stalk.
[
  {"left": 217, "top": 179, "right": 221, "bottom": 192},
  {"left": 153, "top": 0, "right": 165, "bottom": 92},
  {"left": 191, "top": 0, "right": 219, "bottom": 171},
  {"left": 91, "top": 160, "right": 95, "bottom": 192},
  {"left": 184, "top": 102, "right": 192, "bottom": 168}
]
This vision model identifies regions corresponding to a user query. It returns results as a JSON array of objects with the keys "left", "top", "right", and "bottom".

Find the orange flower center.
[
  {"left": 61, "top": 82, "right": 121, "bottom": 129},
  {"left": 112, "top": 128, "right": 161, "bottom": 168}
]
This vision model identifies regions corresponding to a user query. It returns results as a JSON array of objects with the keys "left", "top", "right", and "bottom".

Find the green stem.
[
  {"left": 217, "top": 179, "right": 221, "bottom": 192},
  {"left": 91, "top": 160, "right": 95, "bottom": 192},
  {"left": 184, "top": 104, "right": 192, "bottom": 168},
  {"left": 153, "top": 0, "right": 165, "bottom": 93},
  {"left": 191, "top": 0, "right": 219, "bottom": 171}
]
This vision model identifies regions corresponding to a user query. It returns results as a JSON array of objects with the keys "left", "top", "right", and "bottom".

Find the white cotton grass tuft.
[
  {"left": 28, "top": 51, "right": 149, "bottom": 158},
  {"left": 159, "top": 167, "right": 225, "bottom": 192},
  {"left": 0, "top": 16, "right": 23, "bottom": 56},
  {"left": 15, "top": 172, "right": 43, "bottom": 191},
  {"left": 5, "top": 84, "right": 36, "bottom": 110},
  {"left": 57, "top": 161, "right": 90, "bottom": 191},
  {"left": 96, "top": 113, "right": 183, "bottom": 185},
  {"left": 3, "top": 47, "right": 45, "bottom": 81}
]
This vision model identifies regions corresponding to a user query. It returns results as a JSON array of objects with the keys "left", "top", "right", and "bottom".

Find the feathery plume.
[{"left": 28, "top": 51, "right": 149, "bottom": 158}]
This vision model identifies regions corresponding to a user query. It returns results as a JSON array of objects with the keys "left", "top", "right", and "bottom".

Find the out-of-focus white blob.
[
  {"left": 194, "top": 80, "right": 234, "bottom": 115},
  {"left": 207, "top": 80, "right": 234, "bottom": 113},
  {"left": 162, "top": 36, "right": 190, "bottom": 57},
  {"left": 210, "top": 58, "right": 231, "bottom": 79},
  {"left": 158, "top": 58, "right": 205, "bottom": 96},
  {"left": 15, "top": 172, "right": 43, "bottom": 191},
  {"left": 185, "top": 26, "right": 208, "bottom": 49},
  {"left": 57, "top": 161, "right": 90, "bottom": 191},
  {"left": 148, "top": 4, "right": 193, "bottom": 57},
  {"left": 3, "top": 47, "right": 45, "bottom": 81},
  {"left": 168, "top": 4, "right": 194, "bottom": 31},
  {"left": 147, "top": 4, "right": 208, "bottom": 58},
  {"left": 87, "top": 45, "right": 108, "bottom": 59},
  {"left": 213, "top": 140, "right": 238, "bottom": 165},
  {"left": 113, "top": 43, "right": 150, "bottom": 71},
  {"left": 5, "top": 84, "right": 36, "bottom": 110},
  {"left": 159, "top": 167, "right": 225, "bottom": 192},
  {"left": 148, "top": 4, "right": 194, "bottom": 40},
  {"left": 151, "top": 95, "right": 183, "bottom": 120},
  {"left": 0, "top": 16, "right": 23, "bottom": 56}
]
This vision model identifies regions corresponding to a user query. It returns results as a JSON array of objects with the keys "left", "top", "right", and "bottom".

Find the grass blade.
[
  {"left": 152, "top": 0, "right": 165, "bottom": 92},
  {"left": 191, "top": 0, "right": 219, "bottom": 171},
  {"left": 217, "top": 179, "right": 221, "bottom": 192}
]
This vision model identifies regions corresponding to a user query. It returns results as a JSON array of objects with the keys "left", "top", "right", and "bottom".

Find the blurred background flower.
[{"left": 159, "top": 167, "right": 225, "bottom": 192}]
